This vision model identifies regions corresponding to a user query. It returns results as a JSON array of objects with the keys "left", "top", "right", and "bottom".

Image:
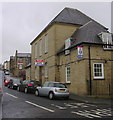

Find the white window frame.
[
  {"left": 93, "top": 63, "right": 104, "bottom": 79},
  {"left": 39, "top": 39, "right": 42, "bottom": 56},
  {"left": 66, "top": 65, "right": 71, "bottom": 83},
  {"left": 45, "top": 34, "right": 48, "bottom": 53}
]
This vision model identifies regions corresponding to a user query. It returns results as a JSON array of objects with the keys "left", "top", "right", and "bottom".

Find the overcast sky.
[{"left": 0, "top": 2, "right": 111, "bottom": 64}]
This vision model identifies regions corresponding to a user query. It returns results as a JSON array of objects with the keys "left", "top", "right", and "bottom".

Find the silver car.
[{"left": 35, "top": 81, "right": 69, "bottom": 100}]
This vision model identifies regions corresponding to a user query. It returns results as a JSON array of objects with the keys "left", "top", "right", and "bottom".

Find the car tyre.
[
  {"left": 35, "top": 90, "right": 39, "bottom": 96},
  {"left": 24, "top": 88, "right": 28, "bottom": 93},
  {"left": 48, "top": 92, "right": 54, "bottom": 100}
]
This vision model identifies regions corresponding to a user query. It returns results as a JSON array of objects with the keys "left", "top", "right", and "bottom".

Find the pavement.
[{"left": 70, "top": 93, "right": 113, "bottom": 105}]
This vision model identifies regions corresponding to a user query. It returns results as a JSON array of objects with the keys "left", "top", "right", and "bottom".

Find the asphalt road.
[{"left": 0, "top": 72, "right": 113, "bottom": 119}]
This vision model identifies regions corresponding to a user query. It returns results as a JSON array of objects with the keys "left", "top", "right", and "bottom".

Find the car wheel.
[
  {"left": 24, "top": 88, "right": 28, "bottom": 93},
  {"left": 17, "top": 86, "right": 20, "bottom": 91},
  {"left": 48, "top": 92, "right": 54, "bottom": 100},
  {"left": 35, "top": 90, "right": 39, "bottom": 96}
]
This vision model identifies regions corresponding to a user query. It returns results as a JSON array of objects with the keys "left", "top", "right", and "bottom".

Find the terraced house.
[{"left": 30, "top": 7, "right": 113, "bottom": 96}]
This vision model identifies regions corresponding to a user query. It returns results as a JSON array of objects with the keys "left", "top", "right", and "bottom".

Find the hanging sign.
[
  {"left": 35, "top": 59, "right": 45, "bottom": 66},
  {"left": 77, "top": 46, "right": 83, "bottom": 59}
]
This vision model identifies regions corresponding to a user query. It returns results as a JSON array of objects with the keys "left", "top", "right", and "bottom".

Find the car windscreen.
[
  {"left": 54, "top": 83, "right": 67, "bottom": 88},
  {"left": 13, "top": 79, "right": 21, "bottom": 84}
]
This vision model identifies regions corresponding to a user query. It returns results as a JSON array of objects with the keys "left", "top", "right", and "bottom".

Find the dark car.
[
  {"left": 8, "top": 78, "right": 21, "bottom": 89},
  {"left": 17, "top": 80, "right": 41, "bottom": 93}
]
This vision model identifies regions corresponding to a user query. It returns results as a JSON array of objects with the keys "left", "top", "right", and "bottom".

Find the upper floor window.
[
  {"left": 98, "top": 32, "right": 113, "bottom": 49},
  {"left": 39, "top": 39, "right": 42, "bottom": 56},
  {"left": 35, "top": 43, "right": 38, "bottom": 58},
  {"left": 93, "top": 63, "right": 104, "bottom": 79},
  {"left": 66, "top": 65, "right": 71, "bottom": 83},
  {"left": 65, "top": 38, "right": 71, "bottom": 55},
  {"left": 18, "top": 58, "right": 22, "bottom": 63},
  {"left": 45, "top": 34, "right": 48, "bottom": 53}
]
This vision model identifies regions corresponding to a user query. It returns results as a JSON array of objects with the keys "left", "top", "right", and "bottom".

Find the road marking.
[
  {"left": 84, "top": 110, "right": 101, "bottom": 118},
  {"left": 51, "top": 104, "right": 66, "bottom": 110},
  {"left": 72, "top": 110, "right": 102, "bottom": 118},
  {"left": 6, "top": 93, "right": 18, "bottom": 99},
  {"left": 25, "top": 101, "right": 55, "bottom": 113},
  {"left": 71, "top": 111, "right": 93, "bottom": 118}
]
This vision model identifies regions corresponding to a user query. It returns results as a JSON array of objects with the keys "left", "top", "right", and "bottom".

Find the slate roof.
[
  {"left": 31, "top": 7, "right": 108, "bottom": 45},
  {"left": 57, "top": 21, "right": 108, "bottom": 55},
  {"left": 71, "top": 21, "right": 108, "bottom": 45},
  {"left": 17, "top": 53, "right": 31, "bottom": 58}
]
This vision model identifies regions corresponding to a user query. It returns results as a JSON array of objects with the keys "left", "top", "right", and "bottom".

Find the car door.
[{"left": 39, "top": 82, "right": 49, "bottom": 96}]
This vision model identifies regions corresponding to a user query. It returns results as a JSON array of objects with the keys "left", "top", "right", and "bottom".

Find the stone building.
[
  {"left": 30, "top": 7, "right": 113, "bottom": 96},
  {"left": 10, "top": 50, "right": 31, "bottom": 79}
]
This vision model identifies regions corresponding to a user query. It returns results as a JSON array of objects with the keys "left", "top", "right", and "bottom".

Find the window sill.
[
  {"left": 65, "top": 82, "right": 71, "bottom": 84},
  {"left": 93, "top": 78, "right": 105, "bottom": 80}
]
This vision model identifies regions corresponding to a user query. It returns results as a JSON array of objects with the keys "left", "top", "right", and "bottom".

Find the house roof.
[
  {"left": 71, "top": 21, "right": 108, "bottom": 45},
  {"left": 30, "top": 7, "right": 108, "bottom": 45},
  {"left": 17, "top": 53, "right": 31, "bottom": 58},
  {"left": 57, "top": 21, "right": 108, "bottom": 55}
]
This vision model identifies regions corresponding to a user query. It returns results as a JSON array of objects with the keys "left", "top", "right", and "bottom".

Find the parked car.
[
  {"left": 35, "top": 81, "right": 70, "bottom": 100},
  {"left": 17, "top": 80, "right": 41, "bottom": 93},
  {"left": 8, "top": 78, "right": 21, "bottom": 89},
  {"left": 4, "top": 76, "right": 12, "bottom": 86}
]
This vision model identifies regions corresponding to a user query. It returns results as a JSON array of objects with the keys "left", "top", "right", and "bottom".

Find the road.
[{"left": 0, "top": 71, "right": 113, "bottom": 119}]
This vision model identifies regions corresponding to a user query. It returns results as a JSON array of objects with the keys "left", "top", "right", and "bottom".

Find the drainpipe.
[{"left": 88, "top": 46, "right": 92, "bottom": 95}]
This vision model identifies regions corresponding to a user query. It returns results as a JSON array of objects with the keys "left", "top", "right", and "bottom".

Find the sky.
[{"left": 0, "top": 1, "right": 112, "bottom": 64}]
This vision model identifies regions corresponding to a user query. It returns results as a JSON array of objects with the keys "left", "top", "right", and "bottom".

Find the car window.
[
  {"left": 48, "top": 83, "right": 54, "bottom": 87},
  {"left": 42, "top": 82, "right": 49, "bottom": 87},
  {"left": 30, "top": 81, "right": 34, "bottom": 84},
  {"left": 13, "top": 79, "right": 21, "bottom": 84},
  {"left": 54, "top": 83, "right": 67, "bottom": 88}
]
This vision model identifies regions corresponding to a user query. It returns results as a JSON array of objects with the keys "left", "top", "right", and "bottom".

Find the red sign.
[
  {"left": 35, "top": 59, "right": 45, "bottom": 66},
  {"left": 17, "top": 63, "right": 23, "bottom": 65},
  {"left": 35, "top": 60, "right": 44, "bottom": 62}
]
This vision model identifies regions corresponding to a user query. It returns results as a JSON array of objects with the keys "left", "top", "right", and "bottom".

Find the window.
[
  {"left": 98, "top": 32, "right": 113, "bottom": 49},
  {"left": 93, "top": 63, "right": 104, "bottom": 79},
  {"left": 45, "top": 34, "right": 48, "bottom": 53},
  {"left": 39, "top": 39, "right": 42, "bottom": 56},
  {"left": 45, "top": 63, "right": 48, "bottom": 78},
  {"left": 18, "top": 58, "right": 22, "bottom": 63},
  {"left": 66, "top": 65, "right": 71, "bottom": 83},
  {"left": 35, "top": 43, "right": 38, "bottom": 58},
  {"left": 65, "top": 38, "right": 71, "bottom": 55},
  {"left": 18, "top": 64, "right": 22, "bottom": 70}
]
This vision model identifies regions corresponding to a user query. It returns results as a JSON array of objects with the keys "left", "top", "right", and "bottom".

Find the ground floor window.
[
  {"left": 18, "top": 64, "right": 22, "bottom": 69},
  {"left": 45, "top": 63, "right": 48, "bottom": 78},
  {"left": 66, "top": 65, "right": 71, "bottom": 83},
  {"left": 93, "top": 63, "right": 104, "bottom": 79}
]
